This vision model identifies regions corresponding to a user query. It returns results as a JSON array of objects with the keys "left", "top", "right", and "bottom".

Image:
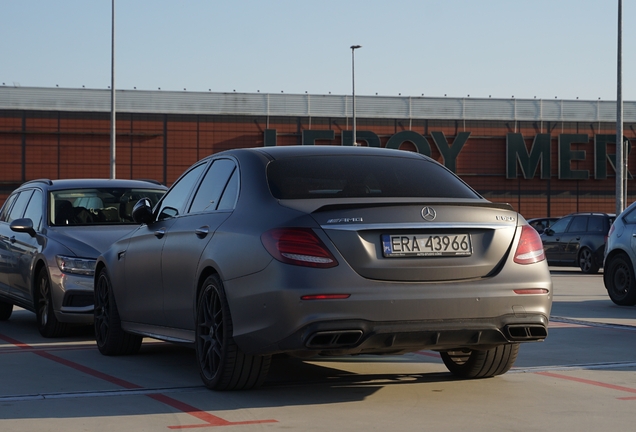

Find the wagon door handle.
[
  {"left": 195, "top": 226, "right": 209, "bottom": 238},
  {"left": 154, "top": 228, "right": 167, "bottom": 239}
]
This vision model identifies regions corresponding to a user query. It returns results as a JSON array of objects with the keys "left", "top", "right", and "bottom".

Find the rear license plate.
[{"left": 382, "top": 234, "right": 472, "bottom": 257}]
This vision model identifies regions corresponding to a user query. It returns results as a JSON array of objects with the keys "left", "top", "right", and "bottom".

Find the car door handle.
[
  {"left": 154, "top": 228, "right": 167, "bottom": 238},
  {"left": 195, "top": 226, "right": 210, "bottom": 238}
]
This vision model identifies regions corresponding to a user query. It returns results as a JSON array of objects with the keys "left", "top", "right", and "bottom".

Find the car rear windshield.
[
  {"left": 267, "top": 155, "right": 480, "bottom": 199},
  {"left": 51, "top": 188, "right": 165, "bottom": 226}
]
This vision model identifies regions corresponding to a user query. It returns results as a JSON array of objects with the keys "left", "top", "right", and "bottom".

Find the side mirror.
[
  {"left": 132, "top": 198, "right": 154, "bottom": 224},
  {"left": 544, "top": 228, "right": 555, "bottom": 236},
  {"left": 10, "top": 218, "right": 36, "bottom": 237}
]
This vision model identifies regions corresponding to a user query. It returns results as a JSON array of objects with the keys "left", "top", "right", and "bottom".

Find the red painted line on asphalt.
[
  {"left": 148, "top": 394, "right": 277, "bottom": 429},
  {"left": 0, "top": 332, "right": 278, "bottom": 427},
  {"left": 536, "top": 371, "right": 636, "bottom": 398}
]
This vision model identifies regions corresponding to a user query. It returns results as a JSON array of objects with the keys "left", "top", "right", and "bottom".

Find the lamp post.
[
  {"left": 350, "top": 45, "right": 361, "bottom": 146},
  {"left": 616, "top": 0, "right": 624, "bottom": 215},
  {"left": 110, "top": 0, "right": 116, "bottom": 179}
]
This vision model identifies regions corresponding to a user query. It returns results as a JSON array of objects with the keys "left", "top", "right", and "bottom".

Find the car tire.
[
  {"left": 578, "top": 248, "right": 599, "bottom": 274},
  {"left": 605, "top": 254, "right": 636, "bottom": 306},
  {"left": 196, "top": 274, "right": 271, "bottom": 391},
  {"left": 0, "top": 300, "right": 12, "bottom": 321},
  {"left": 36, "top": 267, "right": 68, "bottom": 338},
  {"left": 94, "top": 268, "right": 142, "bottom": 355},
  {"left": 441, "top": 343, "right": 520, "bottom": 378}
]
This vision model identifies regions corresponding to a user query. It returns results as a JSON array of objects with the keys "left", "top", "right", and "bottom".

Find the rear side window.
[
  {"left": 587, "top": 216, "right": 605, "bottom": 233},
  {"left": 568, "top": 216, "right": 588, "bottom": 233},
  {"left": 267, "top": 155, "right": 480, "bottom": 199}
]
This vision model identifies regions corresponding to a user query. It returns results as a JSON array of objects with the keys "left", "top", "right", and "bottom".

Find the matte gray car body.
[{"left": 94, "top": 146, "right": 552, "bottom": 390}]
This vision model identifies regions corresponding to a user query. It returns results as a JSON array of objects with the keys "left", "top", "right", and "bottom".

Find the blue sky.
[{"left": 1, "top": 0, "right": 633, "bottom": 101}]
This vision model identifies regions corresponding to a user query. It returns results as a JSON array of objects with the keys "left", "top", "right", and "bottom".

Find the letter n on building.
[{"left": 506, "top": 133, "right": 551, "bottom": 179}]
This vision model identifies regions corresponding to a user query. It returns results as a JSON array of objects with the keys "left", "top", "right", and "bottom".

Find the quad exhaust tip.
[
  {"left": 306, "top": 330, "right": 364, "bottom": 348},
  {"left": 506, "top": 325, "right": 548, "bottom": 341}
]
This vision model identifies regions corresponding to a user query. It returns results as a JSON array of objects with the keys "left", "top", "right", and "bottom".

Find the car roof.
[
  {"left": 18, "top": 178, "right": 167, "bottom": 191},
  {"left": 220, "top": 145, "right": 431, "bottom": 161}
]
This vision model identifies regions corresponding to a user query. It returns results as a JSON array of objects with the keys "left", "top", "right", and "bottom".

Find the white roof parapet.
[{"left": 0, "top": 86, "right": 633, "bottom": 123}]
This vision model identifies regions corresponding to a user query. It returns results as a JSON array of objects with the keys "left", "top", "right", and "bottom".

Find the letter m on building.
[{"left": 506, "top": 133, "right": 551, "bottom": 179}]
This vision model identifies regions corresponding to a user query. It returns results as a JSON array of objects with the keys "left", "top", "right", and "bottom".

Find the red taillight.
[
  {"left": 514, "top": 225, "right": 546, "bottom": 265},
  {"left": 301, "top": 294, "right": 351, "bottom": 300},
  {"left": 261, "top": 228, "right": 338, "bottom": 268}
]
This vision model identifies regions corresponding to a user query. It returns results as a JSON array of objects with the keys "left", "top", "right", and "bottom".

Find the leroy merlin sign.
[{"left": 263, "top": 129, "right": 631, "bottom": 180}]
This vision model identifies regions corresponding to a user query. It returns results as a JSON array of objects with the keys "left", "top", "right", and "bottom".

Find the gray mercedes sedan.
[{"left": 94, "top": 146, "right": 552, "bottom": 390}]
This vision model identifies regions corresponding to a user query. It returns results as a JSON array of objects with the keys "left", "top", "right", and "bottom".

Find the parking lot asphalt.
[{"left": 1, "top": 267, "right": 635, "bottom": 431}]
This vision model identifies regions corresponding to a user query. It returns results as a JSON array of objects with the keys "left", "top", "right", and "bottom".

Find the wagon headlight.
[{"left": 56, "top": 255, "right": 97, "bottom": 276}]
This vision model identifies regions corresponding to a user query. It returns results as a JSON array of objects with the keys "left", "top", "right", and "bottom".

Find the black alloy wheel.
[
  {"left": 94, "top": 268, "right": 142, "bottom": 355},
  {"left": 605, "top": 254, "right": 636, "bottom": 306},
  {"left": 36, "top": 267, "right": 68, "bottom": 338},
  {"left": 441, "top": 344, "right": 520, "bottom": 379},
  {"left": 578, "top": 248, "right": 599, "bottom": 274},
  {"left": 196, "top": 274, "right": 271, "bottom": 391}
]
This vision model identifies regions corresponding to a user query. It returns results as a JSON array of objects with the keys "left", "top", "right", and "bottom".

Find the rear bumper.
[
  {"left": 273, "top": 314, "right": 549, "bottom": 355},
  {"left": 225, "top": 257, "right": 553, "bottom": 356}
]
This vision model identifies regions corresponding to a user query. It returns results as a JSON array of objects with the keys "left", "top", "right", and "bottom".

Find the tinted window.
[
  {"left": 587, "top": 216, "right": 605, "bottom": 233},
  {"left": 0, "top": 193, "right": 18, "bottom": 222},
  {"left": 23, "top": 190, "right": 43, "bottom": 231},
  {"left": 217, "top": 169, "right": 239, "bottom": 210},
  {"left": 157, "top": 162, "right": 207, "bottom": 220},
  {"left": 549, "top": 216, "right": 572, "bottom": 234},
  {"left": 7, "top": 190, "right": 34, "bottom": 223},
  {"left": 568, "top": 216, "right": 588, "bottom": 233},
  {"left": 624, "top": 208, "right": 636, "bottom": 224},
  {"left": 267, "top": 155, "right": 480, "bottom": 199},
  {"left": 190, "top": 159, "right": 237, "bottom": 213}
]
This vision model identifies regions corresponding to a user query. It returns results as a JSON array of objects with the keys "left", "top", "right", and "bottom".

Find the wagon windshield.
[{"left": 50, "top": 188, "right": 165, "bottom": 226}]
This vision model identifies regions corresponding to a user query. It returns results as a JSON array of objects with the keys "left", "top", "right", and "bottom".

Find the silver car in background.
[
  {"left": 604, "top": 201, "right": 636, "bottom": 305},
  {"left": 0, "top": 179, "right": 166, "bottom": 337},
  {"left": 94, "top": 146, "right": 552, "bottom": 390}
]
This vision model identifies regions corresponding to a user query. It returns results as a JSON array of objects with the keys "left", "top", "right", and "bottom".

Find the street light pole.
[
  {"left": 110, "top": 0, "right": 116, "bottom": 179},
  {"left": 616, "top": 0, "right": 624, "bottom": 214},
  {"left": 350, "top": 45, "right": 361, "bottom": 146}
]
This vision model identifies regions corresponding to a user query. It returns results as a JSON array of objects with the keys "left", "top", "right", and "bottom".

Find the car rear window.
[{"left": 267, "top": 155, "right": 480, "bottom": 199}]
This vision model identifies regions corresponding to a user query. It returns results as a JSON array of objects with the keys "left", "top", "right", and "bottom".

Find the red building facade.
[{"left": 1, "top": 87, "right": 635, "bottom": 219}]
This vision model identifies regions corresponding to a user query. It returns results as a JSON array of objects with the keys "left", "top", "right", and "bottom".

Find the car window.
[
  {"left": 189, "top": 159, "right": 237, "bottom": 213},
  {"left": 549, "top": 216, "right": 571, "bottom": 234},
  {"left": 0, "top": 192, "right": 18, "bottom": 222},
  {"left": 587, "top": 216, "right": 605, "bottom": 233},
  {"left": 567, "top": 216, "right": 588, "bottom": 233},
  {"left": 23, "top": 189, "right": 43, "bottom": 231},
  {"left": 217, "top": 169, "right": 239, "bottom": 211},
  {"left": 51, "top": 188, "right": 165, "bottom": 226},
  {"left": 7, "top": 190, "right": 34, "bottom": 223},
  {"left": 267, "top": 155, "right": 480, "bottom": 199},
  {"left": 157, "top": 162, "right": 207, "bottom": 220}
]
